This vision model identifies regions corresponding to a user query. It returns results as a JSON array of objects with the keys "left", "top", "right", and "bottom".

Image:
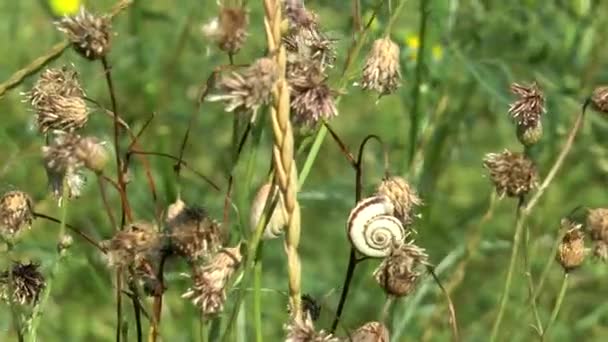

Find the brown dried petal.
[
  {"left": 508, "top": 82, "right": 545, "bottom": 126},
  {"left": 0, "top": 191, "right": 34, "bottom": 237},
  {"left": 56, "top": 8, "right": 112, "bottom": 60},
  {"left": 483, "top": 150, "right": 538, "bottom": 198},
  {"left": 374, "top": 243, "right": 428, "bottom": 297},
  {"left": 376, "top": 176, "right": 421, "bottom": 225},
  {"left": 351, "top": 321, "right": 390, "bottom": 342},
  {"left": 556, "top": 224, "right": 585, "bottom": 271},
  {"left": 361, "top": 38, "right": 402, "bottom": 95},
  {"left": 590, "top": 86, "right": 608, "bottom": 113},
  {"left": 0, "top": 262, "right": 46, "bottom": 306}
]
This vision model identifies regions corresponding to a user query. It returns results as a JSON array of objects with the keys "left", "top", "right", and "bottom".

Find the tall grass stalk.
[{"left": 542, "top": 272, "right": 569, "bottom": 341}]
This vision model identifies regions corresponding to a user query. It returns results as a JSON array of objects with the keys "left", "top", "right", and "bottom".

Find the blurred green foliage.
[{"left": 1, "top": 0, "right": 608, "bottom": 341}]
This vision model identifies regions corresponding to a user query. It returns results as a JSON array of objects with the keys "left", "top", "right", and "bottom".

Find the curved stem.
[
  {"left": 33, "top": 212, "right": 105, "bottom": 252},
  {"left": 541, "top": 273, "right": 569, "bottom": 341},
  {"left": 253, "top": 261, "right": 263, "bottom": 342}
]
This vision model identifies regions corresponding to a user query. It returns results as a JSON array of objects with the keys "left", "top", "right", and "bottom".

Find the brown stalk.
[{"left": 33, "top": 212, "right": 106, "bottom": 252}]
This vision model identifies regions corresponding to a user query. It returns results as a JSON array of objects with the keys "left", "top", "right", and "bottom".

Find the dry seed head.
[
  {"left": 516, "top": 120, "right": 543, "bottom": 147},
  {"left": 376, "top": 176, "right": 422, "bottom": 225},
  {"left": 586, "top": 208, "right": 608, "bottom": 261},
  {"left": 182, "top": 244, "right": 242, "bottom": 315},
  {"left": 508, "top": 82, "right": 545, "bottom": 127},
  {"left": 27, "top": 67, "right": 88, "bottom": 134},
  {"left": 0, "top": 262, "right": 46, "bottom": 306},
  {"left": 249, "top": 183, "right": 288, "bottom": 239},
  {"left": 288, "top": 62, "right": 338, "bottom": 126},
  {"left": 361, "top": 38, "right": 402, "bottom": 95},
  {"left": 202, "top": 6, "right": 249, "bottom": 54},
  {"left": 556, "top": 222, "right": 585, "bottom": 272},
  {"left": 103, "top": 221, "right": 162, "bottom": 268},
  {"left": 373, "top": 242, "right": 429, "bottom": 297},
  {"left": 590, "top": 86, "right": 608, "bottom": 113},
  {"left": 0, "top": 191, "right": 34, "bottom": 238},
  {"left": 351, "top": 321, "right": 390, "bottom": 342},
  {"left": 206, "top": 57, "right": 279, "bottom": 120},
  {"left": 285, "top": 313, "right": 339, "bottom": 342},
  {"left": 483, "top": 150, "right": 538, "bottom": 198},
  {"left": 56, "top": 8, "right": 112, "bottom": 60},
  {"left": 283, "top": 2, "right": 336, "bottom": 70},
  {"left": 166, "top": 198, "right": 223, "bottom": 261}
]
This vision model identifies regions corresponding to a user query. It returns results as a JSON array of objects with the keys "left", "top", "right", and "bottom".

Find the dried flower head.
[
  {"left": 285, "top": 313, "right": 339, "bottom": 342},
  {"left": 361, "top": 38, "right": 402, "bottom": 95},
  {"left": 288, "top": 62, "right": 338, "bottom": 126},
  {"left": 102, "top": 221, "right": 163, "bottom": 268},
  {"left": 43, "top": 133, "right": 107, "bottom": 200},
  {"left": 26, "top": 66, "right": 88, "bottom": 134},
  {"left": 0, "top": 191, "right": 34, "bottom": 238},
  {"left": 351, "top": 321, "right": 390, "bottom": 342},
  {"left": 590, "top": 86, "right": 608, "bottom": 113},
  {"left": 483, "top": 150, "right": 538, "bottom": 198},
  {"left": 182, "top": 244, "right": 242, "bottom": 315},
  {"left": 0, "top": 262, "right": 46, "bottom": 305},
  {"left": 166, "top": 198, "right": 223, "bottom": 261},
  {"left": 202, "top": 6, "right": 249, "bottom": 54},
  {"left": 508, "top": 82, "right": 545, "bottom": 127},
  {"left": 376, "top": 176, "right": 422, "bottom": 225},
  {"left": 586, "top": 208, "right": 608, "bottom": 261},
  {"left": 556, "top": 222, "right": 585, "bottom": 272},
  {"left": 56, "top": 7, "right": 112, "bottom": 60},
  {"left": 283, "top": 2, "right": 336, "bottom": 70},
  {"left": 207, "top": 57, "right": 278, "bottom": 120},
  {"left": 373, "top": 242, "right": 429, "bottom": 297},
  {"left": 249, "top": 183, "right": 288, "bottom": 239}
]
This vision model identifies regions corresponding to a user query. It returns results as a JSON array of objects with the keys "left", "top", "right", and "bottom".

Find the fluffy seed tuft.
[
  {"left": 483, "top": 150, "right": 538, "bottom": 198},
  {"left": 590, "top": 86, "right": 608, "bottom": 114},
  {"left": 508, "top": 82, "right": 545, "bottom": 127},
  {"left": 0, "top": 191, "right": 34, "bottom": 238},
  {"left": 376, "top": 176, "right": 421, "bottom": 225},
  {"left": 373, "top": 242, "right": 428, "bottom": 297},
  {"left": 284, "top": 313, "right": 339, "bottom": 342},
  {"left": 202, "top": 6, "right": 249, "bottom": 54},
  {"left": 351, "top": 321, "right": 390, "bottom": 342},
  {"left": 288, "top": 61, "right": 338, "bottom": 126},
  {"left": 586, "top": 208, "right": 608, "bottom": 261},
  {"left": 0, "top": 262, "right": 46, "bottom": 306},
  {"left": 361, "top": 38, "right": 402, "bottom": 95},
  {"left": 556, "top": 221, "right": 585, "bottom": 272},
  {"left": 56, "top": 7, "right": 112, "bottom": 60}
]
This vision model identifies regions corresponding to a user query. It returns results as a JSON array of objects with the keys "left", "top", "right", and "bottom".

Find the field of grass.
[{"left": 1, "top": 0, "right": 608, "bottom": 341}]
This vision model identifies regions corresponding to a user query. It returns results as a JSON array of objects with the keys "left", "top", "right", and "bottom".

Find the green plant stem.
[
  {"left": 407, "top": 0, "right": 430, "bottom": 169},
  {"left": 489, "top": 107, "right": 586, "bottom": 341},
  {"left": 380, "top": 296, "right": 394, "bottom": 323},
  {"left": 6, "top": 242, "right": 24, "bottom": 342},
  {"left": 542, "top": 273, "right": 569, "bottom": 341},
  {"left": 383, "top": 0, "right": 409, "bottom": 36},
  {"left": 522, "top": 220, "right": 543, "bottom": 336},
  {"left": 253, "top": 261, "right": 263, "bottom": 342}
]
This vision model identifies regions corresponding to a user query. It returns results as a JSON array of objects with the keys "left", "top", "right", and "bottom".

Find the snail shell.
[
  {"left": 347, "top": 195, "right": 406, "bottom": 258},
  {"left": 250, "top": 183, "right": 288, "bottom": 239}
]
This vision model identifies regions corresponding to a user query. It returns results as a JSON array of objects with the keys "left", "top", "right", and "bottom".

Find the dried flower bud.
[
  {"left": 202, "top": 6, "right": 249, "bottom": 54},
  {"left": 249, "top": 183, "right": 288, "bottom": 239},
  {"left": 166, "top": 198, "right": 223, "bottom": 261},
  {"left": 182, "top": 244, "right": 242, "bottom": 315},
  {"left": 57, "top": 234, "right": 74, "bottom": 253},
  {"left": 586, "top": 208, "right": 608, "bottom": 261},
  {"left": 361, "top": 38, "right": 402, "bottom": 95},
  {"left": 373, "top": 242, "right": 428, "bottom": 297},
  {"left": 26, "top": 66, "right": 89, "bottom": 134},
  {"left": 207, "top": 58, "right": 278, "bottom": 120},
  {"left": 508, "top": 82, "right": 545, "bottom": 127},
  {"left": 483, "top": 150, "right": 538, "bottom": 198},
  {"left": 376, "top": 176, "right": 422, "bottom": 225},
  {"left": 283, "top": 3, "right": 336, "bottom": 70},
  {"left": 0, "top": 191, "right": 34, "bottom": 238},
  {"left": 288, "top": 62, "right": 338, "bottom": 126},
  {"left": 516, "top": 121, "right": 543, "bottom": 146},
  {"left": 285, "top": 313, "right": 339, "bottom": 342},
  {"left": 56, "top": 8, "right": 112, "bottom": 60},
  {"left": 351, "top": 321, "right": 390, "bottom": 342},
  {"left": 301, "top": 294, "right": 322, "bottom": 322},
  {"left": 556, "top": 222, "right": 585, "bottom": 272},
  {"left": 0, "top": 262, "right": 46, "bottom": 305},
  {"left": 102, "top": 221, "right": 162, "bottom": 268},
  {"left": 590, "top": 86, "right": 608, "bottom": 113}
]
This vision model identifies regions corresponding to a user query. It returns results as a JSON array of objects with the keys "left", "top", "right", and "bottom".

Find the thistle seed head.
[
  {"left": 56, "top": 7, "right": 112, "bottom": 60},
  {"left": 27, "top": 67, "right": 88, "bottom": 134},
  {"left": 288, "top": 62, "right": 338, "bottom": 126},
  {"left": 182, "top": 244, "right": 242, "bottom": 315},
  {"left": 483, "top": 150, "right": 538, "bottom": 198},
  {"left": 166, "top": 198, "right": 223, "bottom": 262},
  {"left": 0, "top": 191, "right": 34, "bottom": 238},
  {"left": 586, "top": 208, "right": 608, "bottom": 261},
  {"left": 556, "top": 221, "right": 585, "bottom": 272},
  {"left": 202, "top": 6, "right": 249, "bottom": 54},
  {"left": 508, "top": 82, "right": 545, "bottom": 127},
  {"left": 0, "top": 262, "right": 46, "bottom": 306},
  {"left": 361, "top": 38, "right": 402, "bottom": 95},
  {"left": 373, "top": 242, "right": 428, "bottom": 297},
  {"left": 516, "top": 120, "right": 543, "bottom": 147},
  {"left": 590, "top": 86, "right": 608, "bottom": 114},
  {"left": 285, "top": 313, "right": 339, "bottom": 342},
  {"left": 207, "top": 57, "right": 279, "bottom": 120},
  {"left": 351, "top": 321, "right": 390, "bottom": 342},
  {"left": 376, "top": 176, "right": 422, "bottom": 226},
  {"left": 103, "top": 221, "right": 163, "bottom": 268}
]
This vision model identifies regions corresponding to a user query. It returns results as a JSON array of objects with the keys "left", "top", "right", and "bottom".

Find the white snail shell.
[
  {"left": 250, "top": 183, "right": 288, "bottom": 239},
  {"left": 347, "top": 195, "right": 406, "bottom": 258}
]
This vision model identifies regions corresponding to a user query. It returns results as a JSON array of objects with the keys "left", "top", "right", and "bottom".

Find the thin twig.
[
  {"left": 541, "top": 272, "right": 569, "bottom": 341},
  {"left": 33, "top": 212, "right": 106, "bottom": 252}
]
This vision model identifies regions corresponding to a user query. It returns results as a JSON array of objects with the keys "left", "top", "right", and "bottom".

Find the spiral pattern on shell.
[{"left": 347, "top": 196, "right": 407, "bottom": 258}]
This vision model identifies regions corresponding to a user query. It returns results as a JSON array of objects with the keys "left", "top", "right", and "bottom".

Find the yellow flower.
[
  {"left": 49, "top": 0, "right": 81, "bottom": 17},
  {"left": 405, "top": 34, "right": 420, "bottom": 49}
]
